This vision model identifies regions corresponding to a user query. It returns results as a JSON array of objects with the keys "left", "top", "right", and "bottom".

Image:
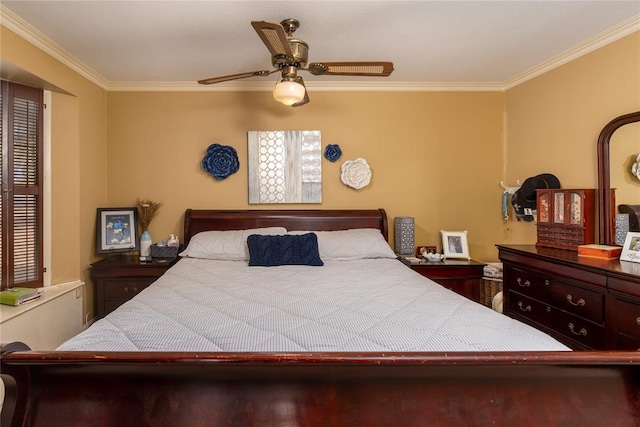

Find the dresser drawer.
[
  {"left": 546, "top": 280, "right": 603, "bottom": 322},
  {"left": 103, "top": 279, "right": 154, "bottom": 300},
  {"left": 405, "top": 260, "right": 484, "bottom": 302},
  {"left": 506, "top": 266, "right": 552, "bottom": 297},
  {"left": 508, "top": 291, "right": 605, "bottom": 349},
  {"left": 615, "top": 298, "right": 640, "bottom": 340},
  {"left": 505, "top": 266, "right": 604, "bottom": 322},
  {"left": 616, "top": 333, "right": 640, "bottom": 351}
]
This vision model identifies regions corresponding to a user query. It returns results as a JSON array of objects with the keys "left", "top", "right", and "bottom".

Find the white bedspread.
[{"left": 59, "top": 258, "right": 570, "bottom": 351}]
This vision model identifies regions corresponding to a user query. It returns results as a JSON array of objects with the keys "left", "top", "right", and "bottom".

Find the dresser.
[
  {"left": 498, "top": 244, "right": 640, "bottom": 350},
  {"left": 400, "top": 257, "right": 485, "bottom": 302},
  {"left": 91, "top": 255, "right": 178, "bottom": 319}
]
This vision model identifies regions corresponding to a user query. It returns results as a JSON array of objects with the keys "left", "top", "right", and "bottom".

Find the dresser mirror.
[{"left": 597, "top": 111, "right": 640, "bottom": 245}]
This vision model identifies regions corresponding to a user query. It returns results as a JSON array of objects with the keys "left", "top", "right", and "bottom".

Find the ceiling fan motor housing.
[
  {"left": 272, "top": 38, "right": 308, "bottom": 68},
  {"left": 289, "top": 39, "right": 308, "bottom": 66}
]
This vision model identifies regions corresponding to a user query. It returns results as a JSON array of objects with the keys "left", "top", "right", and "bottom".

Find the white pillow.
[
  {"left": 179, "top": 227, "right": 287, "bottom": 260},
  {"left": 288, "top": 228, "right": 396, "bottom": 260}
]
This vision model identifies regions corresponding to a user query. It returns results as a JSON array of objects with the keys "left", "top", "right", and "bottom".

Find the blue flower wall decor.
[
  {"left": 324, "top": 144, "right": 342, "bottom": 162},
  {"left": 202, "top": 143, "right": 240, "bottom": 180}
]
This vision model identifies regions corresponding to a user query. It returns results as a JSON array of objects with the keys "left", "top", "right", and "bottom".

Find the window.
[{"left": 1, "top": 81, "right": 44, "bottom": 290}]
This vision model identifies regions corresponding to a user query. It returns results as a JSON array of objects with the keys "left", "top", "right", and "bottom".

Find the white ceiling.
[{"left": 2, "top": 1, "right": 639, "bottom": 91}]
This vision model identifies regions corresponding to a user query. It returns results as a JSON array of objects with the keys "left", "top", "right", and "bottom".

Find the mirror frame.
[{"left": 597, "top": 111, "right": 640, "bottom": 245}]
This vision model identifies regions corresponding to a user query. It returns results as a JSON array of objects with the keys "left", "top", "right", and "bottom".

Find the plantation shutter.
[
  {"left": 0, "top": 86, "right": 3, "bottom": 287},
  {"left": 1, "top": 81, "right": 44, "bottom": 289}
]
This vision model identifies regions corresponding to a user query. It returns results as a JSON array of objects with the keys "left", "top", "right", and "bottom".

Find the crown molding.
[
  {"left": 2, "top": 4, "right": 638, "bottom": 93},
  {"left": 0, "top": 5, "right": 109, "bottom": 90},
  {"left": 504, "top": 13, "right": 640, "bottom": 90}
]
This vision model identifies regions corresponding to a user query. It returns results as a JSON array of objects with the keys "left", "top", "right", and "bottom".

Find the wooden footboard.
[{"left": 2, "top": 344, "right": 640, "bottom": 426}]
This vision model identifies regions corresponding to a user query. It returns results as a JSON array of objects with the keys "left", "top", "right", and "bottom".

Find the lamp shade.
[
  {"left": 394, "top": 217, "right": 415, "bottom": 255},
  {"left": 273, "top": 80, "right": 305, "bottom": 106}
]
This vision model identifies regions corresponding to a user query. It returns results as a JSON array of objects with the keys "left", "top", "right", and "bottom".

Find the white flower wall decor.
[
  {"left": 340, "top": 158, "right": 372, "bottom": 190},
  {"left": 631, "top": 153, "right": 640, "bottom": 182}
]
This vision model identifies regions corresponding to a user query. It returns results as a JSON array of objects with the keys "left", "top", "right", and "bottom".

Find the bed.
[{"left": 2, "top": 209, "right": 640, "bottom": 426}]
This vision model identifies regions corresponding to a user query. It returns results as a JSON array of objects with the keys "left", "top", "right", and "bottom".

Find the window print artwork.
[
  {"left": 105, "top": 214, "right": 132, "bottom": 246},
  {"left": 96, "top": 208, "right": 139, "bottom": 254},
  {"left": 248, "top": 130, "right": 322, "bottom": 204}
]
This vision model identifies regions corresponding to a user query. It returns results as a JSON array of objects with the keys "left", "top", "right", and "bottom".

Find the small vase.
[{"left": 140, "top": 230, "right": 152, "bottom": 261}]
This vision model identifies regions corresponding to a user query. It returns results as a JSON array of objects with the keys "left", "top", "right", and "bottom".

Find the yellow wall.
[
  {"left": 106, "top": 91, "right": 505, "bottom": 261},
  {"left": 504, "top": 32, "right": 640, "bottom": 243},
  {"left": 2, "top": 21, "right": 639, "bottom": 320},
  {"left": 1, "top": 26, "right": 108, "bottom": 316}
]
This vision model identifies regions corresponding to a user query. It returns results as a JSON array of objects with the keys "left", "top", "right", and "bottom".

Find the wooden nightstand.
[
  {"left": 400, "top": 257, "right": 485, "bottom": 302},
  {"left": 91, "top": 255, "right": 178, "bottom": 319}
]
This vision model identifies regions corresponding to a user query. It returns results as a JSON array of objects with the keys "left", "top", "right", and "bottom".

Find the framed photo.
[
  {"left": 96, "top": 207, "right": 139, "bottom": 254},
  {"left": 620, "top": 232, "right": 640, "bottom": 263},
  {"left": 441, "top": 230, "right": 470, "bottom": 260}
]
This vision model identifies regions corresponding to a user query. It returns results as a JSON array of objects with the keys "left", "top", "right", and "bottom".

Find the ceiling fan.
[{"left": 197, "top": 18, "right": 394, "bottom": 107}]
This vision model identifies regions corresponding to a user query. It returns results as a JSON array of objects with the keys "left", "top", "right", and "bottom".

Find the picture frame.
[
  {"left": 620, "top": 232, "right": 640, "bottom": 264},
  {"left": 96, "top": 207, "right": 139, "bottom": 254},
  {"left": 441, "top": 230, "right": 471, "bottom": 260}
]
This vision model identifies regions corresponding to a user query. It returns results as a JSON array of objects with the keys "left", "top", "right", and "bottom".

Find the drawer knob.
[
  {"left": 124, "top": 286, "right": 139, "bottom": 293},
  {"left": 544, "top": 279, "right": 550, "bottom": 286},
  {"left": 517, "top": 301, "right": 532, "bottom": 312},
  {"left": 516, "top": 278, "right": 531, "bottom": 287},
  {"left": 568, "top": 323, "right": 587, "bottom": 336},
  {"left": 636, "top": 317, "right": 640, "bottom": 326},
  {"left": 566, "top": 294, "right": 586, "bottom": 307}
]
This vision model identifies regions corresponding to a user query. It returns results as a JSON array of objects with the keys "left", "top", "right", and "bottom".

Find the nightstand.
[
  {"left": 400, "top": 257, "right": 485, "bottom": 302},
  {"left": 91, "top": 255, "right": 179, "bottom": 318}
]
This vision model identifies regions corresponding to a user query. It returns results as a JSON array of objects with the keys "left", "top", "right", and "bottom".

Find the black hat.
[{"left": 511, "top": 173, "right": 561, "bottom": 222}]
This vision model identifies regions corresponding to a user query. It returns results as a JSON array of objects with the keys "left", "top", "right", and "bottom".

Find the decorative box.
[
  {"left": 150, "top": 244, "right": 180, "bottom": 259},
  {"left": 618, "top": 205, "right": 640, "bottom": 232},
  {"left": 535, "top": 188, "right": 596, "bottom": 251},
  {"left": 577, "top": 244, "right": 622, "bottom": 260},
  {"left": 394, "top": 217, "right": 415, "bottom": 255}
]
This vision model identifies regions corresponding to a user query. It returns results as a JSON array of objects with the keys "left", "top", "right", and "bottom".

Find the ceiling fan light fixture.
[
  {"left": 197, "top": 19, "right": 394, "bottom": 107},
  {"left": 273, "top": 79, "right": 306, "bottom": 106}
]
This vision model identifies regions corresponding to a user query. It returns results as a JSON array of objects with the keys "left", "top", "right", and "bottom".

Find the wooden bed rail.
[{"left": 2, "top": 343, "right": 640, "bottom": 426}]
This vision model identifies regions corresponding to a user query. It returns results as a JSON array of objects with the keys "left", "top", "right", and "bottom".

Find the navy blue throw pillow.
[{"left": 247, "top": 233, "right": 324, "bottom": 267}]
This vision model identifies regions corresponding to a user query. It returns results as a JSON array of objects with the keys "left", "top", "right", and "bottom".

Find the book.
[
  {"left": 577, "top": 244, "right": 622, "bottom": 260},
  {"left": 0, "top": 287, "right": 43, "bottom": 306}
]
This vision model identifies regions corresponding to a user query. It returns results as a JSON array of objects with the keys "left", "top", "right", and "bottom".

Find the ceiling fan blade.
[
  {"left": 251, "top": 20, "right": 294, "bottom": 58},
  {"left": 197, "top": 70, "right": 273, "bottom": 85},
  {"left": 307, "top": 62, "right": 394, "bottom": 77},
  {"left": 292, "top": 76, "right": 309, "bottom": 108}
]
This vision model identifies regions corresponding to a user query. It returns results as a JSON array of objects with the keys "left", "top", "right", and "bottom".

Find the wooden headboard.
[{"left": 183, "top": 208, "right": 388, "bottom": 246}]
